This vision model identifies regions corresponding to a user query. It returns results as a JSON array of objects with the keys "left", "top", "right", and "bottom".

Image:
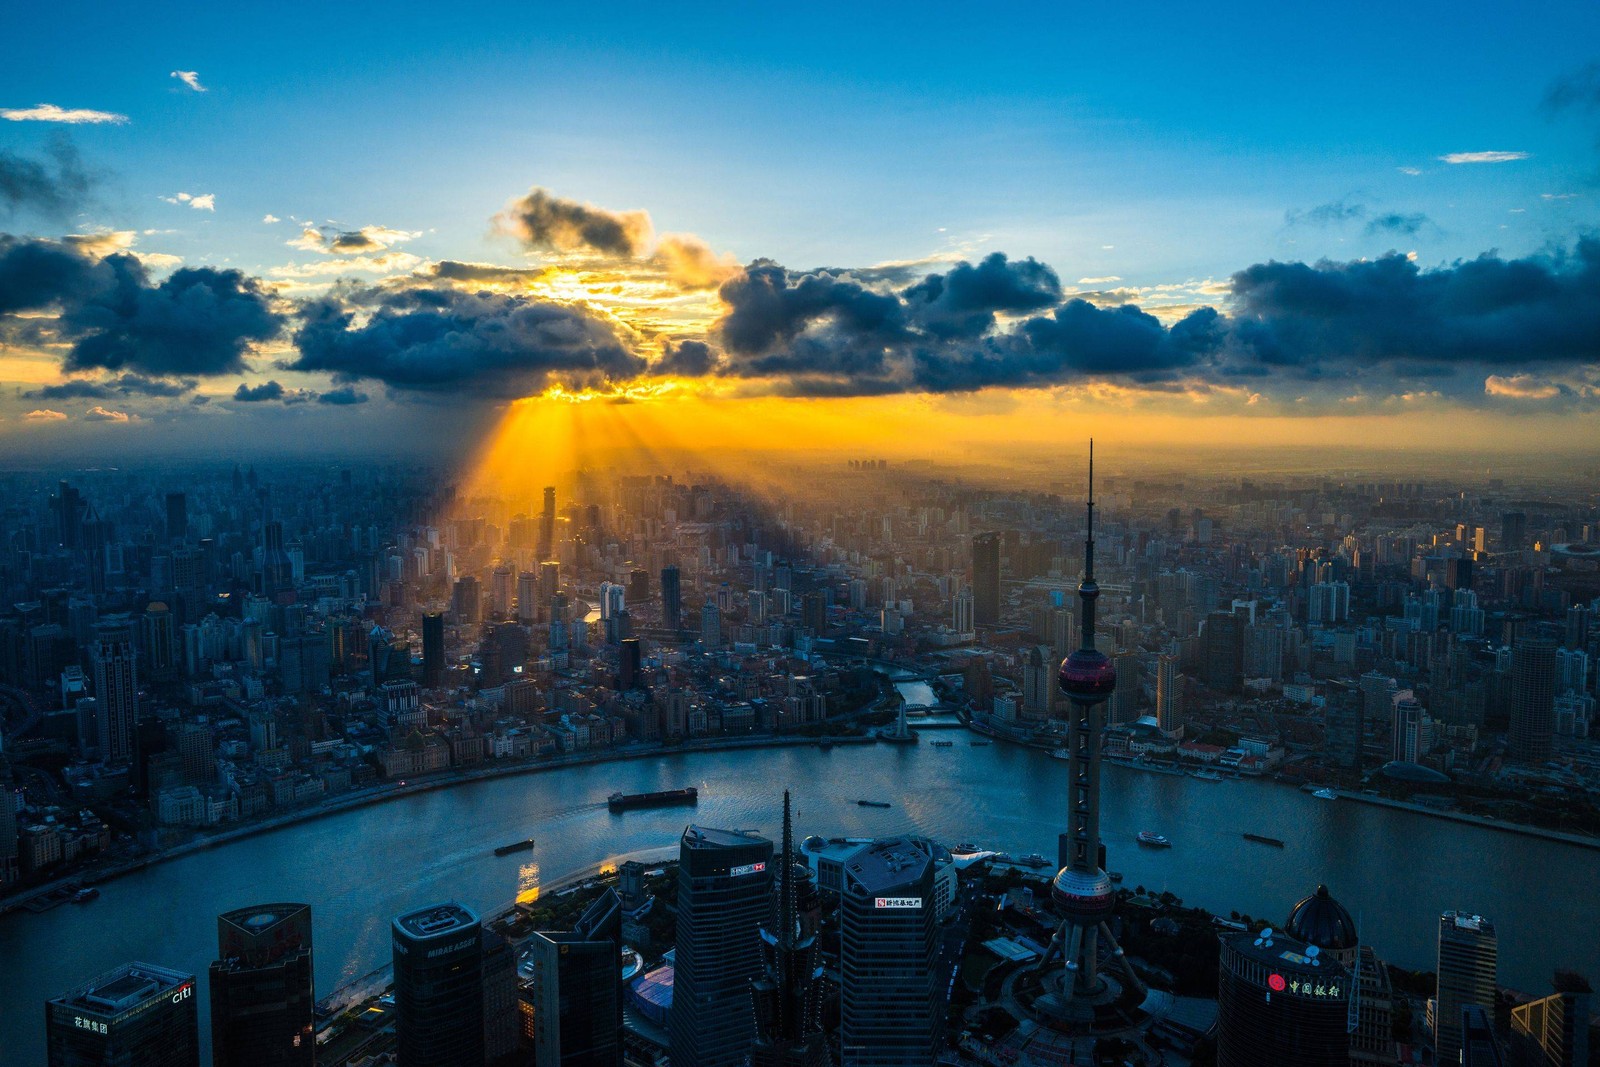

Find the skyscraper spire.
[
  {"left": 779, "top": 789, "right": 796, "bottom": 950},
  {"left": 750, "top": 791, "right": 829, "bottom": 1067}
]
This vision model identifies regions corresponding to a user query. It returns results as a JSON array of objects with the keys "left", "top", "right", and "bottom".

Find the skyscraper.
[
  {"left": 451, "top": 576, "right": 481, "bottom": 624},
  {"left": 1155, "top": 653, "right": 1183, "bottom": 735},
  {"left": 1393, "top": 696, "right": 1426, "bottom": 764},
  {"left": 1502, "top": 511, "right": 1528, "bottom": 552},
  {"left": 209, "top": 904, "right": 315, "bottom": 1067},
  {"left": 421, "top": 612, "right": 444, "bottom": 688},
  {"left": 529, "top": 888, "right": 623, "bottom": 1067},
  {"left": 951, "top": 587, "right": 974, "bottom": 635},
  {"left": 47, "top": 962, "right": 199, "bottom": 1067},
  {"left": 1034, "top": 442, "right": 1146, "bottom": 1020},
  {"left": 392, "top": 903, "right": 485, "bottom": 1067},
  {"left": 1436, "top": 911, "right": 1498, "bottom": 1067},
  {"left": 165, "top": 492, "right": 187, "bottom": 542},
  {"left": 1200, "top": 611, "right": 1244, "bottom": 693},
  {"left": 661, "top": 566, "right": 682, "bottom": 629},
  {"left": 839, "top": 837, "right": 943, "bottom": 1066},
  {"left": 669, "top": 825, "right": 774, "bottom": 1067},
  {"left": 516, "top": 572, "right": 539, "bottom": 625},
  {"left": 700, "top": 599, "right": 721, "bottom": 649},
  {"left": 90, "top": 621, "right": 137, "bottom": 766},
  {"left": 971, "top": 533, "right": 1001, "bottom": 627},
  {"left": 538, "top": 486, "right": 556, "bottom": 560},
  {"left": 750, "top": 793, "right": 829, "bottom": 1067},
  {"left": 1216, "top": 925, "right": 1351, "bottom": 1067},
  {"left": 1510, "top": 635, "right": 1558, "bottom": 763},
  {"left": 618, "top": 637, "right": 641, "bottom": 691},
  {"left": 1508, "top": 976, "right": 1591, "bottom": 1067}
]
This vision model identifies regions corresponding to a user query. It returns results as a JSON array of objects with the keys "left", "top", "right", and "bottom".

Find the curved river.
[{"left": 4, "top": 740, "right": 1598, "bottom": 1065}]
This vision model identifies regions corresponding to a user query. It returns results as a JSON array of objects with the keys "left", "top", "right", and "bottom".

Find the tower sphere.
[
  {"left": 1059, "top": 647, "right": 1117, "bottom": 702},
  {"left": 1051, "top": 866, "right": 1116, "bottom": 919}
]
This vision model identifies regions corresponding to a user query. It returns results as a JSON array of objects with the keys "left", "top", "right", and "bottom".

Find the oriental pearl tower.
[{"left": 1035, "top": 440, "right": 1147, "bottom": 1022}]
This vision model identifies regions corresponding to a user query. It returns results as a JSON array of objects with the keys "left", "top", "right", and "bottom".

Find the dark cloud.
[
  {"left": 0, "top": 235, "right": 284, "bottom": 376},
  {"left": 716, "top": 261, "right": 910, "bottom": 375},
  {"left": 289, "top": 286, "right": 648, "bottom": 396},
  {"left": 232, "top": 380, "right": 308, "bottom": 403},
  {"left": 427, "top": 261, "right": 549, "bottom": 284},
  {"left": 317, "top": 386, "right": 368, "bottom": 405},
  {"left": 1366, "top": 212, "right": 1431, "bottom": 236},
  {"left": 0, "top": 136, "right": 94, "bottom": 221},
  {"left": 902, "top": 252, "right": 1061, "bottom": 338},
  {"left": 29, "top": 373, "right": 196, "bottom": 399},
  {"left": 1286, "top": 199, "right": 1366, "bottom": 227},
  {"left": 497, "top": 189, "right": 651, "bottom": 256},
  {"left": 1544, "top": 61, "right": 1600, "bottom": 114},
  {"left": 656, "top": 339, "right": 719, "bottom": 377}
]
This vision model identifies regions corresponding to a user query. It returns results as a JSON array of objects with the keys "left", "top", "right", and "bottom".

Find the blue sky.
[{"left": 3, "top": 2, "right": 1600, "bottom": 454}]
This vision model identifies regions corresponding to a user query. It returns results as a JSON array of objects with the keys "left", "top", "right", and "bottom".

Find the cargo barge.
[{"left": 608, "top": 787, "right": 699, "bottom": 812}]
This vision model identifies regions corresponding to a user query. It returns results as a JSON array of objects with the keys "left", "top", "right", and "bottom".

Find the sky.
[{"left": 3, "top": 2, "right": 1600, "bottom": 462}]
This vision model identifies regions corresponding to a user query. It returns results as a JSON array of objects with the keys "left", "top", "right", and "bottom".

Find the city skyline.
[{"left": 4, "top": 4, "right": 1600, "bottom": 460}]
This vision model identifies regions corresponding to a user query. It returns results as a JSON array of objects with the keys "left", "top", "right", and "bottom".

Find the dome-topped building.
[{"left": 1286, "top": 884, "right": 1359, "bottom": 966}]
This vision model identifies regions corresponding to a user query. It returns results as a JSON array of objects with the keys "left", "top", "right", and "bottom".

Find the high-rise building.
[
  {"left": 529, "top": 888, "right": 623, "bottom": 1067},
  {"left": 1309, "top": 580, "right": 1350, "bottom": 625},
  {"left": 1436, "top": 911, "right": 1498, "bottom": 1067},
  {"left": 451, "top": 576, "right": 481, "bottom": 624},
  {"left": 1502, "top": 511, "right": 1528, "bottom": 552},
  {"left": 209, "top": 904, "right": 315, "bottom": 1067},
  {"left": 971, "top": 533, "right": 1001, "bottom": 627},
  {"left": 1108, "top": 649, "right": 1141, "bottom": 725},
  {"left": 516, "top": 572, "right": 539, "bottom": 625},
  {"left": 46, "top": 962, "right": 199, "bottom": 1067},
  {"left": 750, "top": 793, "right": 829, "bottom": 1067},
  {"left": 165, "top": 493, "right": 187, "bottom": 542},
  {"left": 951, "top": 587, "right": 974, "bottom": 636},
  {"left": 421, "top": 612, "right": 444, "bottom": 688},
  {"left": 1155, "top": 653, "right": 1183, "bottom": 735},
  {"left": 1392, "top": 696, "right": 1426, "bottom": 764},
  {"left": 1463, "top": 1004, "right": 1505, "bottom": 1067},
  {"left": 392, "top": 902, "right": 485, "bottom": 1067},
  {"left": 1036, "top": 442, "right": 1146, "bottom": 1021},
  {"left": 1508, "top": 977, "right": 1591, "bottom": 1067},
  {"left": 481, "top": 928, "right": 519, "bottom": 1067},
  {"left": 1216, "top": 925, "right": 1351, "bottom": 1067},
  {"left": 1510, "top": 635, "right": 1558, "bottom": 763},
  {"left": 700, "top": 599, "right": 722, "bottom": 649},
  {"left": 839, "top": 837, "right": 943, "bottom": 1066},
  {"left": 90, "top": 621, "right": 138, "bottom": 766},
  {"left": 538, "top": 486, "right": 556, "bottom": 560},
  {"left": 1200, "top": 611, "right": 1244, "bottom": 693},
  {"left": 669, "top": 825, "right": 774, "bottom": 1067},
  {"left": 661, "top": 566, "right": 682, "bottom": 629},
  {"left": 619, "top": 638, "right": 641, "bottom": 691}
]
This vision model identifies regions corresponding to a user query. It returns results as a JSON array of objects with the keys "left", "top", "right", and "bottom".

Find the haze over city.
[{"left": 4, "top": 5, "right": 1600, "bottom": 1067}]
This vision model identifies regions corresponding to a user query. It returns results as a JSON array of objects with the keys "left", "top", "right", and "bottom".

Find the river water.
[{"left": 3, "top": 740, "right": 1597, "bottom": 1065}]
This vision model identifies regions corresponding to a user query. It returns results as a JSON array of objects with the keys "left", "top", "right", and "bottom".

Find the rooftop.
[
  {"left": 681, "top": 825, "right": 767, "bottom": 850},
  {"left": 842, "top": 836, "right": 934, "bottom": 895},
  {"left": 393, "top": 902, "right": 479, "bottom": 940},
  {"left": 54, "top": 962, "right": 193, "bottom": 1018}
]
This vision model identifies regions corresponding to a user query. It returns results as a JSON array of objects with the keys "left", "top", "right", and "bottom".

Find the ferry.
[
  {"left": 954, "top": 842, "right": 980, "bottom": 854},
  {"left": 71, "top": 887, "right": 100, "bottom": 903},
  {"left": 1051, "top": 748, "right": 1070, "bottom": 760},
  {"left": 608, "top": 787, "right": 699, "bottom": 812},
  {"left": 493, "top": 838, "right": 536, "bottom": 856},
  {"left": 930, "top": 740, "right": 954, "bottom": 748},
  {"left": 1019, "top": 853, "right": 1050, "bottom": 868},
  {"left": 1243, "top": 833, "right": 1286, "bottom": 848},
  {"left": 1312, "top": 788, "right": 1339, "bottom": 800},
  {"left": 1192, "top": 769, "right": 1226, "bottom": 782},
  {"left": 1137, "top": 831, "right": 1172, "bottom": 848},
  {"left": 856, "top": 800, "right": 892, "bottom": 808}
]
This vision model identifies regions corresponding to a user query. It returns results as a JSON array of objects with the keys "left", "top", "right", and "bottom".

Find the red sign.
[{"left": 1267, "top": 973, "right": 1286, "bottom": 992}]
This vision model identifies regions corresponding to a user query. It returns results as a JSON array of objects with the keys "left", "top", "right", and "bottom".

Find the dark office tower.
[
  {"left": 750, "top": 792, "right": 829, "bottom": 1067},
  {"left": 392, "top": 903, "right": 485, "bottom": 1067},
  {"left": 46, "top": 962, "right": 199, "bottom": 1067},
  {"left": 1216, "top": 926, "right": 1351, "bottom": 1067},
  {"left": 1437, "top": 911, "right": 1498, "bottom": 1067},
  {"left": 629, "top": 568, "right": 650, "bottom": 603},
  {"left": 1462, "top": 1005, "right": 1506, "bottom": 1067},
  {"left": 529, "top": 888, "right": 623, "bottom": 1067},
  {"left": 140, "top": 603, "right": 176, "bottom": 681},
  {"left": 421, "top": 613, "right": 444, "bottom": 688},
  {"left": 1502, "top": 511, "right": 1528, "bottom": 552},
  {"left": 481, "top": 930, "right": 519, "bottom": 1067},
  {"left": 669, "top": 825, "right": 775, "bottom": 1067},
  {"left": 660, "top": 566, "right": 682, "bottom": 628},
  {"left": 1200, "top": 610, "right": 1244, "bottom": 693},
  {"left": 800, "top": 592, "right": 826, "bottom": 635},
  {"left": 90, "top": 622, "right": 138, "bottom": 766},
  {"left": 261, "top": 522, "right": 294, "bottom": 597},
  {"left": 1510, "top": 635, "right": 1558, "bottom": 763},
  {"left": 1037, "top": 443, "right": 1147, "bottom": 1021},
  {"left": 618, "top": 638, "right": 641, "bottom": 691},
  {"left": 538, "top": 486, "right": 556, "bottom": 559},
  {"left": 166, "top": 493, "right": 187, "bottom": 542},
  {"left": 971, "top": 533, "right": 1002, "bottom": 627},
  {"left": 1509, "top": 976, "right": 1591, "bottom": 1067},
  {"left": 1445, "top": 557, "right": 1474, "bottom": 591},
  {"left": 839, "top": 837, "right": 943, "bottom": 1066},
  {"left": 451, "top": 576, "right": 481, "bottom": 625},
  {"left": 53, "top": 480, "right": 85, "bottom": 549},
  {"left": 209, "top": 904, "right": 315, "bottom": 1067}
]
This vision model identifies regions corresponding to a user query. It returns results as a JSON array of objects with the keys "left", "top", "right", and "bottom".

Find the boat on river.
[
  {"left": 1243, "top": 833, "right": 1285, "bottom": 848},
  {"left": 857, "top": 800, "right": 892, "bottom": 808},
  {"left": 493, "top": 838, "right": 536, "bottom": 856},
  {"left": 1313, "top": 788, "right": 1339, "bottom": 800},
  {"left": 1137, "top": 831, "right": 1172, "bottom": 848},
  {"left": 608, "top": 787, "right": 699, "bottom": 812}
]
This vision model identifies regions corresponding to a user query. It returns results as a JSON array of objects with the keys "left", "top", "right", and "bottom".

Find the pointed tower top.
[{"left": 780, "top": 789, "right": 796, "bottom": 949}]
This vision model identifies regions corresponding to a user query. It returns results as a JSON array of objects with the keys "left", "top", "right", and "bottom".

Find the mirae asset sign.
[{"left": 874, "top": 897, "right": 922, "bottom": 908}]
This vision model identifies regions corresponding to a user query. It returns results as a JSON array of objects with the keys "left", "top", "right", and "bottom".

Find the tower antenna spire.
[{"left": 780, "top": 789, "right": 795, "bottom": 949}]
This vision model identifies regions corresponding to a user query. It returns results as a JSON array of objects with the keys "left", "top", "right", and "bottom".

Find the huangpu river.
[{"left": 4, "top": 740, "right": 1598, "bottom": 1064}]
